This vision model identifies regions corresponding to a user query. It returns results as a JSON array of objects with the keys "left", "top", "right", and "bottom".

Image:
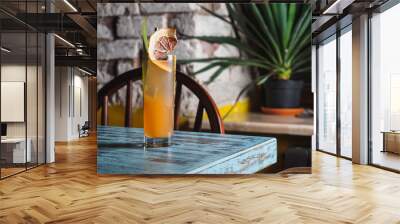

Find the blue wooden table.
[{"left": 97, "top": 126, "right": 277, "bottom": 174}]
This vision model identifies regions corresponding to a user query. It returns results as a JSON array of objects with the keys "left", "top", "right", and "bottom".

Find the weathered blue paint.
[{"left": 97, "top": 126, "right": 277, "bottom": 174}]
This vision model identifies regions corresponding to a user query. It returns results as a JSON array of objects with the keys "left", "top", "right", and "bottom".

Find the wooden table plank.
[
  {"left": 189, "top": 113, "right": 314, "bottom": 136},
  {"left": 97, "top": 126, "right": 277, "bottom": 174}
]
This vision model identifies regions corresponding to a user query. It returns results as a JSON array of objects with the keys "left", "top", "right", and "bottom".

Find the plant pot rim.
[{"left": 261, "top": 107, "right": 304, "bottom": 116}]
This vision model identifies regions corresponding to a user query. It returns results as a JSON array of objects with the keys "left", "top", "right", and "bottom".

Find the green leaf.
[
  {"left": 178, "top": 57, "right": 235, "bottom": 64},
  {"left": 292, "top": 49, "right": 311, "bottom": 71},
  {"left": 223, "top": 59, "right": 273, "bottom": 70},
  {"left": 185, "top": 35, "right": 268, "bottom": 61},
  {"left": 198, "top": 4, "right": 230, "bottom": 24},
  {"left": 294, "top": 67, "right": 311, "bottom": 73},
  {"left": 287, "top": 32, "right": 311, "bottom": 65},
  {"left": 249, "top": 4, "right": 283, "bottom": 65},
  {"left": 141, "top": 17, "right": 149, "bottom": 53},
  {"left": 229, "top": 4, "right": 277, "bottom": 63},
  {"left": 259, "top": 4, "right": 279, "bottom": 48},
  {"left": 194, "top": 62, "right": 225, "bottom": 75},
  {"left": 205, "top": 65, "right": 229, "bottom": 85},
  {"left": 226, "top": 3, "right": 241, "bottom": 43},
  {"left": 182, "top": 3, "right": 311, "bottom": 83},
  {"left": 222, "top": 80, "right": 253, "bottom": 120},
  {"left": 256, "top": 73, "right": 274, "bottom": 85},
  {"left": 188, "top": 58, "right": 274, "bottom": 73},
  {"left": 284, "top": 4, "right": 297, "bottom": 60},
  {"left": 277, "top": 4, "right": 288, "bottom": 48},
  {"left": 286, "top": 6, "right": 311, "bottom": 61}
]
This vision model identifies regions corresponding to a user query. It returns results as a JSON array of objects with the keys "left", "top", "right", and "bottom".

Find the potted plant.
[{"left": 179, "top": 3, "right": 311, "bottom": 116}]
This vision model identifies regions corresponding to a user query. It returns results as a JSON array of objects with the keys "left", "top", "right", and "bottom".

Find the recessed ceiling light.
[
  {"left": 63, "top": 0, "right": 78, "bottom": 12},
  {"left": 78, "top": 67, "right": 93, "bottom": 76},
  {"left": 322, "top": 0, "right": 353, "bottom": 15},
  {"left": 54, "top": 34, "right": 75, "bottom": 48},
  {"left": 1, "top": 47, "right": 11, "bottom": 53},
  {"left": 76, "top": 49, "right": 84, "bottom": 55}
]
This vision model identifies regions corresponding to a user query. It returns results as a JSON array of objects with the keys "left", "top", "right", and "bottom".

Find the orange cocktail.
[
  {"left": 143, "top": 28, "right": 177, "bottom": 147},
  {"left": 143, "top": 56, "right": 176, "bottom": 146}
]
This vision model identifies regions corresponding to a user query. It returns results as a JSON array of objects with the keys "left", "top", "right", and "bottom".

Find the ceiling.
[
  {"left": 0, "top": 0, "right": 97, "bottom": 74},
  {"left": 1, "top": 32, "right": 45, "bottom": 65},
  {"left": 312, "top": 0, "right": 391, "bottom": 42}
]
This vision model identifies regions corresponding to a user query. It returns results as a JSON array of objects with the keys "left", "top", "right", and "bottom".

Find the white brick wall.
[{"left": 97, "top": 3, "right": 251, "bottom": 115}]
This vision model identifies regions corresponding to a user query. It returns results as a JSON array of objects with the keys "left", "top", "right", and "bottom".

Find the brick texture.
[{"left": 97, "top": 3, "right": 251, "bottom": 115}]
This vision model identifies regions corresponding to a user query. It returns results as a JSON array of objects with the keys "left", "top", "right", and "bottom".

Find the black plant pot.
[{"left": 263, "top": 80, "right": 304, "bottom": 108}]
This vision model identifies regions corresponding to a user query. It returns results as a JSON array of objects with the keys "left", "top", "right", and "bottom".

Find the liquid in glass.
[{"left": 143, "top": 55, "right": 176, "bottom": 147}]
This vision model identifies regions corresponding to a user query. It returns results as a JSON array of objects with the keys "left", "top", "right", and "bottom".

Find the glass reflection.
[
  {"left": 371, "top": 4, "right": 400, "bottom": 171},
  {"left": 317, "top": 36, "right": 337, "bottom": 155},
  {"left": 339, "top": 29, "right": 352, "bottom": 158},
  {"left": 1, "top": 31, "right": 27, "bottom": 177},
  {"left": 0, "top": 0, "right": 46, "bottom": 179}
]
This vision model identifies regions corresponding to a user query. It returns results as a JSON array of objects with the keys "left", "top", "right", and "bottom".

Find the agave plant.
[{"left": 178, "top": 3, "right": 311, "bottom": 113}]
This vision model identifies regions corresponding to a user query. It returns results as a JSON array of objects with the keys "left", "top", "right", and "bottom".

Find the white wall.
[
  {"left": 1, "top": 82, "right": 25, "bottom": 122},
  {"left": 1, "top": 63, "right": 46, "bottom": 164},
  {"left": 1, "top": 65, "right": 36, "bottom": 138},
  {"left": 55, "top": 67, "right": 89, "bottom": 141},
  {"left": 71, "top": 73, "right": 89, "bottom": 138},
  {"left": 55, "top": 67, "right": 69, "bottom": 141}
]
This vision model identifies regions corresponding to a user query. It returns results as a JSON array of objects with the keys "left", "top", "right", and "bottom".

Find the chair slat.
[
  {"left": 174, "top": 82, "right": 182, "bottom": 130},
  {"left": 98, "top": 68, "right": 224, "bottom": 134},
  {"left": 193, "top": 103, "right": 203, "bottom": 132},
  {"left": 101, "top": 95, "right": 109, "bottom": 126},
  {"left": 204, "top": 104, "right": 225, "bottom": 134},
  {"left": 125, "top": 80, "right": 132, "bottom": 127}
]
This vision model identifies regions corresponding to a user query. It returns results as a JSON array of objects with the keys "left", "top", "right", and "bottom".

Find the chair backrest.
[
  {"left": 98, "top": 68, "right": 225, "bottom": 134},
  {"left": 82, "top": 121, "right": 90, "bottom": 129}
]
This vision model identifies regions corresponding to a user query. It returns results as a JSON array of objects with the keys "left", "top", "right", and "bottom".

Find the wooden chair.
[
  {"left": 98, "top": 68, "right": 225, "bottom": 134},
  {"left": 78, "top": 121, "right": 90, "bottom": 138}
]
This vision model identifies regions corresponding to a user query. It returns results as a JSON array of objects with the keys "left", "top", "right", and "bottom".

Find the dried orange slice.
[{"left": 148, "top": 28, "right": 177, "bottom": 60}]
